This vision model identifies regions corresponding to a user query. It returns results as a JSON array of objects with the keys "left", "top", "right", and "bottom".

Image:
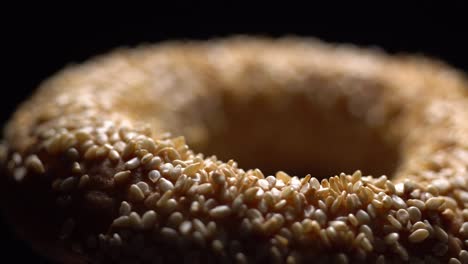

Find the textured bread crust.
[{"left": 1, "top": 37, "right": 468, "bottom": 263}]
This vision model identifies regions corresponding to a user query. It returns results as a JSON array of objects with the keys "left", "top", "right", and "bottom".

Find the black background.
[{"left": 1, "top": 7, "right": 467, "bottom": 263}]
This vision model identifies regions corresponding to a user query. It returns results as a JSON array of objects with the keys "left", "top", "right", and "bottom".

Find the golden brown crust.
[{"left": 1, "top": 37, "right": 468, "bottom": 263}]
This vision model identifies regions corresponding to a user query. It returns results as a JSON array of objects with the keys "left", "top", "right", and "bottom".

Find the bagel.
[{"left": 1, "top": 37, "right": 468, "bottom": 263}]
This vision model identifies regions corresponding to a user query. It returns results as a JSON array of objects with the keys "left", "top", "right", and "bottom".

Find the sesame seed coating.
[{"left": 1, "top": 37, "right": 468, "bottom": 263}]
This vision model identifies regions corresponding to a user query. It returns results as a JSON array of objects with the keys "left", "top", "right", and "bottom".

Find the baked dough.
[{"left": 1, "top": 37, "right": 467, "bottom": 263}]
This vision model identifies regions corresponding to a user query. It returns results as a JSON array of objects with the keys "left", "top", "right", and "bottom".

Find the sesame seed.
[
  {"left": 275, "top": 233, "right": 292, "bottom": 248},
  {"left": 84, "top": 145, "right": 98, "bottom": 160},
  {"left": 385, "top": 180, "right": 396, "bottom": 194},
  {"left": 258, "top": 179, "right": 270, "bottom": 190},
  {"left": 351, "top": 170, "right": 362, "bottom": 182},
  {"left": 113, "top": 141, "right": 126, "bottom": 153},
  {"left": 365, "top": 204, "right": 377, "bottom": 219},
  {"left": 347, "top": 193, "right": 361, "bottom": 210},
  {"left": 78, "top": 174, "right": 90, "bottom": 189},
  {"left": 395, "top": 242, "right": 409, "bottom": 261},
  {"left": 159, "top": 178, "right": 174, "bottom": 193},
  {"left": 360, "top": 237, "right": 373, "bottom": 252},
  {"left": 245, "top": 187, "right": 260, "bottom": 202},
  {"left": 408, "top": 206, "right": 422, "bottom": 222},
  {"left": 246, "top": 209, "right": 263, "bottom": 222},
  {"left": 112, "top": 216, "right": 130, "bottom": 228},
  {"left": 334, "top": 253, "right": 349, "bottom": 264},
  {"left": 95, "top": 133, "right": 108, "bottom": 145},
  {"left": 184, "top": 162, "right": 201, "bottom": 177},
  {"left": 371, "top": 199, "right": 383, "bottom": 209},
  {"left": 211, "top": 171, "right": 226, "bottom": 186},
  {"left": 290, "top": 176, "right": 301, "bottom": 190},
  {"left": 412, "top": 221, "right": 427, "bottom": 231},
  {"left": 352, "top": 181, "right": 362, "bottom": 193},
  {"left": 60, "top": 176, "right": 77, "bottom": 192},
  {"left": 114, "top": 170, "right": 131, "bottom": 184},
  {"left": 265, "top": 175, "right": 276, "bottom": 187},
  {"left": 231, "top": 195, "right": 244, "bottom": 213},
  {"left": 235, "top": 253, "right": 248, "bottom": 264},
  {"left": 192, "top": 231, "right": 206, "bottom": 247},
  {"left": 392, "top": 195, "right": 407, "bottom": 209},
  {"left": 270, "top": 246, "right": 283, "bottom": 261},
  {"left": 95, "top": 146, "right": 109, "bottom": 159},
  {"left": 387, "top": 215, "right": 402, "bottom": 230},
  {"left": 71, "top": 162, "right": 81, "bottom": 174},
  {"left": 425, "top": 197, "right": 445, "bottom": 210},
  {"left": 51, "top": 179, "right": 62, "bottom": 191},
  {"left": 174, "top": 174, "right": 188, "bottom": 192},
  {"left": 384, "top": 232, "right": 399, "bottom": 245},
  {"left": 281, "top": 186, "right": 294, "bottom": 199},
  {"left": 13, "top": 167, "right": 26, "bottom": 182},
  {"left": 148, "top": 170, "right": 161, "bottom": 183},
  {"left": 160, "top": 227, "right": 178, "bottom": 240},
  {"left": 263, "top": 214, "right": 284, "bottom": 235},
  {"left": 128, "top": 184, "right": 145, "bottom": 201},
  {"left": 433, "top": 225, "right": 449, "bottom": 242},
  {"left": 121, "top": 142, "right": 136, "bottom": 160},
  {"left": 459, "top": 250, "right": 468, "bottom": 263},
  {"left": 197, "top": 183, "right": 214, "bottom": 195},
  {"left": 209, "top": 205, "right": 232, "bottom": 218},
  {"left": 211, "top": 239, "right": 224, "bottom": 254},
  {"left": 136, "top": 181, "right": 150, "bottom": 194},
  {"left": 396, "top": 209, "right": 410, "bottom": 225},
  {"left": 192, "top": 219, "right": 208, "bottom": 237},
  {"left": 168, "top": 212, "right": 184, "bottom": 228},
  {"left": 276, "top": 171, "right": 291, "bottom": 184},
  {"left": 314, "top": 209, "right": 327, "bottom": 226},
  {"left": 10, "top": 152, "right": 21, "bottom": 166},
  {"left": 179, "top": 221, "right": 192, "bottom": 235},
  {"left": 25, "top": 155, "right": 45, "bottom": 174},
  {"left": 348, "top": 213, "right": 359, "bottom": 227},
  {"left": 140, "top": 153, "right": 153, "bottom": 165},
  {"left": 119, "top": 201, "right": 132, "bottom": 216},
  {"left": 169, "top": 164, "right": 182, "bottom": 180},
  {"left": 460, "top": 222, "right": 468, "bottom": 237},
  {"left": 275, "top": 179, "right": 286, "bottom": 188},
  {"left": 145, "top": 157, "right": 162, "bottom": 170},
  {"left": 449, "top": 236, "right": 463, "bottom": 257},
  {"left": 108, "top": 149, "right": 120, "bottom": 162},
  {"left": 329, "top": 177, "right": 339, "bottom": 192},
  {"left": 75, "top": 130, "right": 91, "bottom": 142},
  {"left": 443, "top": 208, "right": 456, "bottom": 220},
  {"left": 110, "top": 233, "right": 122, "bottom": 247},
  {"left": 359, "top": 225, "right": 374, "bottom": 242},
  {"left": 141, "top": 210, "right": 157, "bottom": 229},
  {"left": 299, "top": 181, "right": 310, "bottom": 193},
  {"left": 163, "top": 198, "right": 178, "bottom": 213},
  {"left": 143, "top": 192, "right": 159, "bottom": 210},
  {"left": 129, "top": 212, "right": 143, "bottom": 229},
  {"left": 407, "top": 199, "right": 426, "bottom": 210},
  {"left": 157, "top": 147, "right": 181, "bottom": 161},
  {"left": 319, "top": 229, "right": 331, "bottom": 248},
  {"left": 141, "top": 137, "right": 157, "bottom": 152},
  {"left": 449, "top": 258, "right": 462, "bottom": 264},
  {"left": 409, "top": 229, "right": 430, "bottom": 243},
  {"left": 356, "top": 210, "right": 370, "bottom": 225},
  {"left": 125, "top": 157, "right": 140, "bottom": 170},
  {"left": 156, "top": 190, "right": 173, "bottom": 208},
  {"left": 46, "top": 135, "right": 62, "bottom": 154},
  {"left": 330, "top": 221, "right": 347, "bottom": 232}
]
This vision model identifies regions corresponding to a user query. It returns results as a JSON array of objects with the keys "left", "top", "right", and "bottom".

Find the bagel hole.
[{"left": 186, "top": 91, "right": 402, "bottom": 181}]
